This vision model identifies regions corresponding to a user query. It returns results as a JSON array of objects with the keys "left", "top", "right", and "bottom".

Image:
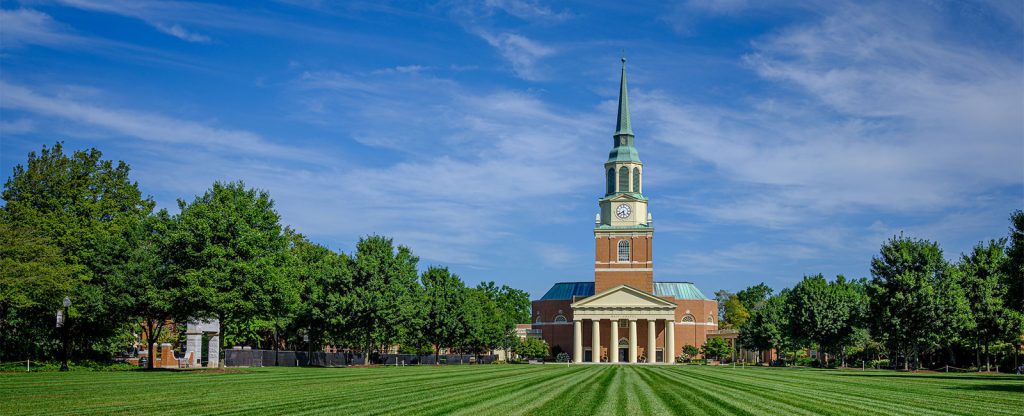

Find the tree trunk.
[
  {"left": 219, "top": 315, "right": 225, "bottom": 368},
  {"left": 434, "top": 345, "right": 441, "bottom": 366},
  {"left": 976, "top": 339, "right": 981, "bottom": 372},
  {"left": 984, "top": 343, "right": 990, "bottom": 372}
]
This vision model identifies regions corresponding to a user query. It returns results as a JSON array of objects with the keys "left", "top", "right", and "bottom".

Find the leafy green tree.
[
  {"left": 739, "top": 290, "right": 790, "bottom": 363},
  {"left": 169, "top": 181, "right": 294, "bottom": 364},
  {"left": 714, "top": 290, "right": 733, "bottom": 325},
  {"left": 958, "top": 239, "right": 1020, "bottom": 371},
  {"left": 701, "top": 337, "right": 732, "bottom": 361},
  {"left": 0, "top": 224, "right": 82, "bottom": 361},
  {"left": 1, "top": 142, "right": 154, "bottom": 360},
  {"left": 421, "top": 266, "right": 466, "bottom": 363},
  {"left": 681, "top": 344, "right": 700, "bottom": 361},
  {"left": 513, "top": 337, "right": 549, "bottom": 359},
  {"left": 348, "top": 235, "right": 422, "bottom": 360},
  {"left": 1005, "top": 210, "right": 1024, "bottom": 314},
  {"left": 283, "top": 231, "right": 352, "bottom": 354},
  {"left": 494, "top": 285, "right": 530, "bottom": 355},
  {"left": 106, "top": 211, "right": 187, "bottom": 369},
  {"left": 737, "top": 283, "right": 773, "bottom": 311},
  {"left": 786, "top": 274, "right": 864, "bottom": 367},
  {"left": 869, "top": 235, "right": 966, "bottom": 370},
  {"left": 723, "top": 296, "right": 750, "bottom": 329}
]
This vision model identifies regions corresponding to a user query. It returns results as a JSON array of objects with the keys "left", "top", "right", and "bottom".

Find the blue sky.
[{"left": 2, "top": 0, "right": 1022, "bottom": 299}]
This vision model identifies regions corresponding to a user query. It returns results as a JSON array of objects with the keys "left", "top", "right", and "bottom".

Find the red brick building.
[{"left": 531, "top": 59, "right": 717, "bottom": 363}]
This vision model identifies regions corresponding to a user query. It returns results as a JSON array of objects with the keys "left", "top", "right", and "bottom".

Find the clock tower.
[{"left": 594, "top": 58, "right": 654, "bottom": 294}]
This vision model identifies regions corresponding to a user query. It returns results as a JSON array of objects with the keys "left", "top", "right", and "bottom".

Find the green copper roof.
[
  {"left": 539, "top": 282, "right": 594, "bottom": 300},
  {"left": 653, "top": 282, "right": 711, "bottom": 300},
  {"left": 606, "top": 58, "right": 641, "bottom": 164},
  {"left": 614, "top": 58, "right": 633, "bottom": 137},
  {"left": 536, "top": 281, "right": 710, "bottom": 300}
]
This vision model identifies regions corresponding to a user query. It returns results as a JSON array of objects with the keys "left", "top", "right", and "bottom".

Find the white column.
[
  {"left": 591, "top": 320, "right": 601, "bottom": 363},
  {"left": 647, "top": 320, "right": 656, "bottom": 363},
  {"left": 665, "top": 320, "right": 675, "bottom": 364},
  {"left": 573, "top": 320, "right": 583, "bottom": 363},
  {"left": 207, "top": 335, "right": 220, "bottom": 368},
  {"left": 628, "top": 319, "right": 637, "bottom": 364},
  {"left": 185, "top": 334, "right": 202, "bottom": 366},
  {"left": 610, "top": 319, "right": 619, "bottom": 363}
]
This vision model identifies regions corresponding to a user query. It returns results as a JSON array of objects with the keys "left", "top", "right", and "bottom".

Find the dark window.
[
  {"left": 632, "top": 167, "right": 640, "bottom": 193},
  {"left": 618, "top": 240, "right": 630, "bottom": 261},
  {"left": 618, "top": 167, "right": 628, "bottom": 193}
]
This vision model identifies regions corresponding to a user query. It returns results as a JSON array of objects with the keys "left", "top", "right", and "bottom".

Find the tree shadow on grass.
[
  {"left": 833, "top": 372, "right": 1022, "bottom": 382},
  {"left": 949, "top": 384, "right": 1024, "bottom": 393}
]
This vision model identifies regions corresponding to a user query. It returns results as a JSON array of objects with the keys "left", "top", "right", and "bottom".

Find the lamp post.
[{"left": 59, "top": 297, "right": 70, "bottom": 372}]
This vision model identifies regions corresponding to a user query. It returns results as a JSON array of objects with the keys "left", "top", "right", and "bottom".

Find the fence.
[{"left": 224, "top": 349, "right": 498, "bottom": 368}]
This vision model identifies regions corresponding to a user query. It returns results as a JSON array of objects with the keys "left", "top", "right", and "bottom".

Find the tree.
[
  {"left": 1004, "top": 211, "right": 1024, "bottom": 314},
  {"left": 681, "top": 345, "right": 700, "bottom": 361},
  {"left": 169, "top": 181, "right": 294, "bottom": 365},
  {"left": 959, "top": 239, "right": 1019, "bottom": 371},
  {"left": 283, "top": 232, "right": 352, "bottom": 355},
  {"left": 737, "top": 283, "right": 773, "bottom": 311},
  {"left": 869, "top": 235, "right": 966, "bottom": 370},
  {"left": 493, "top": 284, "right": 530, "bottom": 355},
  {"left": 786, "top": 274, "right": 864, "bottom": 367},
  {"left": 739, "top": 290, "right": 790, "bottom": 364},
  {"left": 723, "top": 296, "right": 750, "bottom": 329},
  {"left": 1, "top": 142, "right": 154, "bottom": 360},
  {"left": 0, "top": 224, "right": 81, "bottom": 362},
  {"left": 106, "top": 211, "right": 186, "bottom": 369},
  {"left": 701, "top": 337, "right": 732, "bottom": 361},
  {"left": 348, "top": 235, "right": 422, "bottom": 361},
  {"left": 513, "top": 337, "right": 549, "bottom": 359},
  {"left": 714, "top": 290, "right": 733, "bottom": 325},
  {"left": 421, "top": 266, "right": 466, "bottom": 363}
]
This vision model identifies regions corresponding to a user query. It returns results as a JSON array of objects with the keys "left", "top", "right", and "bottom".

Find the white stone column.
[
  {"left": 207, "top": 336, "right": 220, "bottom": 368},
  {"left": 573, "top": 320, "right": 583, "bottom": 363},
  {"left": 591, "top": 319, "right": 601, "bottom": 363},
  {"left": 628, "top": 319, "right": 637, "bottom": 364},
  {"left": 665, "top": 320, "right": 675, "bottom": 364},
  {"left": 185, "top": 334, "right": 202, "bottom": 366},
  {"left": 609, "top": 319, "right": 619, "bottom": 363},
  {"left": 647, "top": 320, "right": 656, "bottom": 363}
]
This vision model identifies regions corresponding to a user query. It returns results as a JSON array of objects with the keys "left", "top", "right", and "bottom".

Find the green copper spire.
[{"left": 614, "top": 57, "right": 634, "bottom": 137}]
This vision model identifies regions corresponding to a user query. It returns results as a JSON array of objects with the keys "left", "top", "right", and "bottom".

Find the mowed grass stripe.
[
  {"left": 3, "top": 365, "right": 1021, "bottom": 415},
  {"left": 672, "top": 367, "right": 927, "bottom": 416},
  {"left": 700, "top": 367, "right": 1012, "bottom": 416}
]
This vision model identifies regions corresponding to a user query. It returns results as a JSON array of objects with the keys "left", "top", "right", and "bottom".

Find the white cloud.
[
  {"left": 0, "top": 8, "right": 91, "bottom": 48},
  {"left": 475, "top": 31, "right": 555, "bottom": 80},
  {"left": 151, "top": 23, "right": 211, "bottom": 43},
  {"left": 0, "top": 81, "right": 318, "bottom": 162},
  {"left": 483, "top": 0, "right": 571, "bottom": 21}
]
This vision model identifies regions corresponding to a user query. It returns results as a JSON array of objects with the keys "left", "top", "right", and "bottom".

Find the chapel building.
[{"left": 531, "top": 59, "right": 717, "bottom": 364}]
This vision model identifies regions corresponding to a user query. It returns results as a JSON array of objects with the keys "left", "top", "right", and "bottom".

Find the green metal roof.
[
  {"left": 537, "top": 281, "right": 710, "bottom": 300},
  {"left": 539, "top": 282, "right": 594, "bottom": 300},
  {"left": 653, "top": 282, "right": 710, "bottom": 300},
  {"left": 614, "top": 58, "right": 633, "bottom": 137},
  {"left": 607, "top": 58, "right": 641, "bottom": 164}
]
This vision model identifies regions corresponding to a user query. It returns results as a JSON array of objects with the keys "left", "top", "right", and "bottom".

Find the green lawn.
[{"left": 2, "top": 365, "right": 1021, "bottom": 415}]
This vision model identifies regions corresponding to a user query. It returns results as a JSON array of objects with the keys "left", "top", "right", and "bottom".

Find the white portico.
[{"left": 569, "top": 285, "right": 677, "bottom": 364}]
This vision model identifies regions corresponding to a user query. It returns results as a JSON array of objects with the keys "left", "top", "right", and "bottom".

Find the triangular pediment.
[
  {"left": 605, "top": 193, "right": 644, "bottom": 202},
  {"left": 571, "top": 285, "right": 676, "bottom": 309}
]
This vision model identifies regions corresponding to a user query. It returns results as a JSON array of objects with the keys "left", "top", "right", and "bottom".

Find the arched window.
[
  {"left": 606, "top": 168, "right": 615, "bottom": 195},
  {"left": 617, "top": 240, "right": 630, "bottom": 262},
  {"left": 707, "top": 316, "right": 715, "bottom": 324},
  {"left": 553, "top": 315, "right": 567, "bottom": 323},
  {"left": 618, "top": 166, "right": 629, "bottom": 192},
  {"left": 632, "top": 167, "right": 640, "bottom": 193},
  {"left": 535, "top": 313, "right": 542, "bottom": 324},
  {"left": 618, "top": 338, "right": 629, "bottom": 347},
  {"left": 681, "top": 314, "right": 695, "bottom": 323}
]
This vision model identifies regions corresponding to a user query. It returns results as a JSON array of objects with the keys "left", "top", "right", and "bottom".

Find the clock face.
[{"left": 615, "top": 203, "right": 631, "bottom": 219}]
